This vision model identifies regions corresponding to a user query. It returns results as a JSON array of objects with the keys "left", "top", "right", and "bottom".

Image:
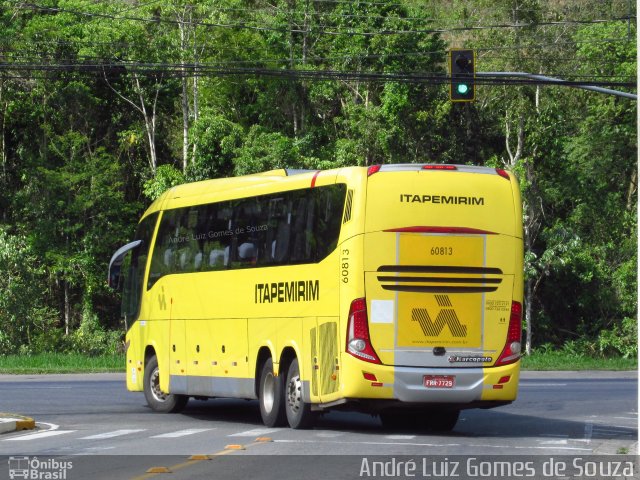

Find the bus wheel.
[
  {"left": 143, "top": 355, "right": 188, "bottom": 413},
  {"left": 284, "top": 358, "right": 317, "bottom": 429},
  {"left": 258, "top": 358, "right": 286, "bottom": 427}
]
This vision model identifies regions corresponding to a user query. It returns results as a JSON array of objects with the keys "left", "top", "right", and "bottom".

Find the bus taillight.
[
  {"left": 495, "top": 168, "right": 510, "bottom": 180},
  {"left": 346, "top": 298, "right": 381, "bottom": 364},
  {"left": 367, "top": 165, "right": 382, "bottom": 176},
  {"left": 495, "top": 301, "right": 522, "bottom": 366}
]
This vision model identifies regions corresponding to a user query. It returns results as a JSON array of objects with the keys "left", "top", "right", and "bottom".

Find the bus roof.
[
  {"left": 144, "top": 168, "right": 338, "bottom": 218},
  {"left": 142, "top": 164, "right": 514, "bottom": 220}
]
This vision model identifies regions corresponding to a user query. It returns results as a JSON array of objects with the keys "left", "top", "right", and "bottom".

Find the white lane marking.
[
  {"left": 316, "top": 432, "right": 344, "bottom": 438},
  {"left": 76, "top": 447, "right": 117, "bottom": 454},
  {"left": 150, "top": 428, "right": 213, "bottom": 438},
  {"left": 8, "top": 386, "right": 73, "bottom": 390},
  {"left": 37, "top": 422, "right": 60, "bottom": 431},
  {"left": 386, "top": 435, "right": 416, "bottom": 440},
  {"left": 274, "top": 439, "right": 460, "bottom": 447},
  {"left": 539, "top": 434, "right": 569, "bottom": 445},
  {"left": 540, "top": 439, "right": 568, "bottom": 445},
  {"left": 4, "top": 430, "right": 76, "bottom": 441},
  {"left": 80, "top": 429, "right": 146, "bottom": 440},
  {"left": 229, "top": 428, "right": 281, "bottom": 437}
]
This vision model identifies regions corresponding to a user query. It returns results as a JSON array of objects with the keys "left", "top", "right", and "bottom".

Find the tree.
[
  {"left": 0, "top": 0, "right": 634, "bottom": 356},
  {"left": 80, "top": 1, "right": 179, "bottom": 175}
]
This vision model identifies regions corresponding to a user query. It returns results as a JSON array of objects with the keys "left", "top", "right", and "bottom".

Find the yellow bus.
[{"left": 108, "top": 164, "right": 523, "bottom": 430}]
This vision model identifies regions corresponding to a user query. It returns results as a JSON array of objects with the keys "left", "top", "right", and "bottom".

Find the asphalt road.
[{"left": 0, "top": 371, "right": 637, "bottom": 480}]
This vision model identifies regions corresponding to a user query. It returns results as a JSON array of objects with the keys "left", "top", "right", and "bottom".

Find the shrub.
[
  {"left": 597, "top": 318, "right": 638, "bottom": 359},
  {"left": 69, "top": 311, "right": 123, "bottom": 356}
]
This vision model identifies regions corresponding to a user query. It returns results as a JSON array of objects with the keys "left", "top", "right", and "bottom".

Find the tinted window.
[
  {"left": 148, "top": 184, "right": 346, "bottom": 289},
  {"left": 122, "top": 212, "right": 158, "bottom": 319}
]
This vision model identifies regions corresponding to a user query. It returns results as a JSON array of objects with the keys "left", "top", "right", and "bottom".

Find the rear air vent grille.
[
  {"left": 342, "top": 189, "right": 354, "bottom": 224},
  {"left": 377, "top": 265, "right": 503, "bottom": 275},
  {"left": 377, "top": 265, "right": 503, "bottom": 294}
]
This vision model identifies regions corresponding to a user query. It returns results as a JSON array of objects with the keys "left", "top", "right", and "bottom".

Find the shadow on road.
[{"left": 178, "top": 397, "right": 637, "bottom": 442}]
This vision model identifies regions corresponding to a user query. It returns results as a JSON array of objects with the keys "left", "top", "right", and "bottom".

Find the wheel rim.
[
  {"left": 150, "top": 367, "right": 168, "bottom": 403},
  {"left": 262, "top": 371, "right": 276, "bottom": 414},
  {"left": 286, "top": 372, "right": 302, "bottom": 414}
]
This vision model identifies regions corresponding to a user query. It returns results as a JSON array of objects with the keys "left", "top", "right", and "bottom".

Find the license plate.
[{"left": 423, "top": 375, "right": 455, "bottom": 389}]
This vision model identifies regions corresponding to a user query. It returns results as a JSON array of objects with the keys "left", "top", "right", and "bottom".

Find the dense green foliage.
[{"left": 0, "top": 0, "right": 636, "bottom": 358}]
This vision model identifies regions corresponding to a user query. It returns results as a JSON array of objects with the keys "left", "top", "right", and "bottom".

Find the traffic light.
[{"left": 449, "top": 49, "right": 475, "bottom": 102}]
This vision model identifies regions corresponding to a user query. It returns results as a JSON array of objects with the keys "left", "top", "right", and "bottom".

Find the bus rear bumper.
[
  {"left": 393, "top": 364, "right": 519, "bottom": 403},
  {"left": 394, "top": 366, "right": 483, "bottom": 403},
  {"left": 339, "top": 360, "right": 519, "bottom": 408}
]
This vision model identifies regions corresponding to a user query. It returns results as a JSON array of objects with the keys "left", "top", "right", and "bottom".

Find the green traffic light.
[{"left": 457, "top": 84, "right": 469, "bottom": 95}]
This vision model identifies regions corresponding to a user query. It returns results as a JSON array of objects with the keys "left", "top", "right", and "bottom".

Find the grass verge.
[
  {"left": 0, "top": 351, "right": 636, "bottom": 374},
  {"left": 521, "top": 351, "right": 637, "bottom": 371},
  {"left": 0, "top": 353, "right": 124, "bottom": 374}
]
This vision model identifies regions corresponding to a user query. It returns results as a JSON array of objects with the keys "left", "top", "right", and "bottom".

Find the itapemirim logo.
[
  {"left": 411, "top": 295, "right": 468, "bottom": 337},
  {"left": 8, "top": 456, "right": 73, "bottom": 480}
]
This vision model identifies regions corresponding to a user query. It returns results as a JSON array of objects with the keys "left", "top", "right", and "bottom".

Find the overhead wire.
[
  {"left": 1, "top": 1, "right": 634, "bottom": 90},
  {"left": 2, "top": 34, "right": 635, "bottom": 80},
  {"left": 0, "top": 58, "right": 635, "bottom": 89},
  {"left": 12, "top": 3, "right": 636, "bottom": 38}
]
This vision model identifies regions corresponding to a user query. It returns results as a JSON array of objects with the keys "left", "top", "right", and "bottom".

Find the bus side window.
[
  {"left": 164, "top": 248, "right": 175, "bottom": 268},
  {"left": 312, "top": 185, "right": 345, "bottom": 260},
  {"left": 194, "top": 251, "right": 203, "bottom": 270},
  {"left": 238, "top": 242, "right": 256, "bottom": 262},
  {"left": 202, "top": 203, "right": 232, "bottom": 271},
  {"left": 148, "top": 209, "right": 182, "bottom": 288},
  {"left": 290, "top": 196, "right": 309, "bottom": 262},
  {"left": 209, "top": 245, "right": 229, "bottom": 268},
  {"left": 272, "top": 219, "right": 291, "bottom": 263},
  {"left": 145, "top": 184, "right": 347, "bottom": 286}
]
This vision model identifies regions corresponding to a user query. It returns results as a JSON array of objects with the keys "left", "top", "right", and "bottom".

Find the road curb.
[{"left": 0, "top": 413, "right": 36, "bottom": 434}]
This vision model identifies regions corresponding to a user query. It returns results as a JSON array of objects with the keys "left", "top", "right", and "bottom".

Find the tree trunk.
[
  {"left": 626, "top": 169, "right": 637, "bottom": 211},
  {"left": 182, "top": 77, "right": 189, "bottom": 173},
  {"left": 191, "top": 61, "right": 199, "bottom": 165},
  {"left": 134, "top": 74, "right": 158, "bottom": 174},
  {"left": 506, "top": 110, "right": 531, "bottom": 353},
  {"left": 525, "top": 258, "right": 533, "bottom": 355},
  {"left": 64, "top": 280, "right": 70, "bottom": 336},
  {"left": 103, "top": 69, "right": 161, "bottom": 175},
  {"left": 179, "top": 9, "right": 190, "bottom": 173},
  {"left": 0, "top": 78, "right": 6, "bottom": 214}
]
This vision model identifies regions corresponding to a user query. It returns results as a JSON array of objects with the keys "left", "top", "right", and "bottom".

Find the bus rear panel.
[{"left": 341, "top": 164, "right": 524, "bottom": 411}]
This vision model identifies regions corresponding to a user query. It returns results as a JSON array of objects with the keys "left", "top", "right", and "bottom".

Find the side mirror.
[{"left": 108, "top": 240, "right": 142, "bottom": 289}]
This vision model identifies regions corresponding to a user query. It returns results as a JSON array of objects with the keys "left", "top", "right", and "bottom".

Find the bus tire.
[
  {"left": 258, "top": 358, "right": 286, "bottom": 427},
  {"left": 284, "top": 358, "right": 317, "bottom": 429},
  {"left": 143, "top": 355, "right": 188, "bottom": 413}
]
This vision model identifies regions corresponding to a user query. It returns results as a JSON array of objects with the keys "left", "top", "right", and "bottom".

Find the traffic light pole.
[{"left": 476, "top": 71, "right": 637, "bottom": 100}]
